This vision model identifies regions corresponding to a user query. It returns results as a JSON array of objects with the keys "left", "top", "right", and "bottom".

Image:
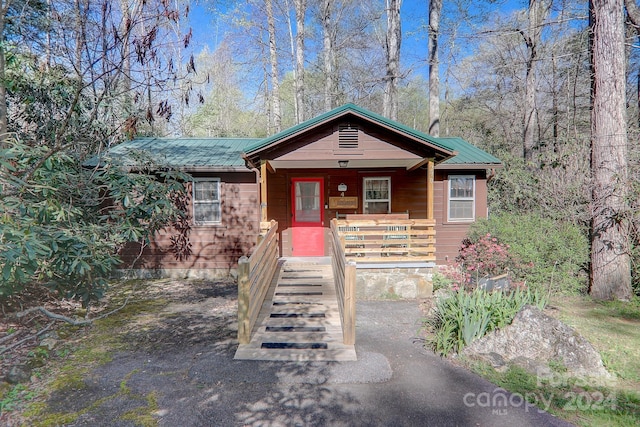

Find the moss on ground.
[{"left": 19, "top": 280, "right": 172, "bottom": 425}]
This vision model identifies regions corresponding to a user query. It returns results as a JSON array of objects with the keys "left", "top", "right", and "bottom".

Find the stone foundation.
[
  {"left": 355, "top": 265, "right": 434, "bottom": 300},
  {"left": 116, "top": 262, "right": 435, "bottom": 300},
  {"left": 115, "top": 268, "right": 236, "bottom": 281}
]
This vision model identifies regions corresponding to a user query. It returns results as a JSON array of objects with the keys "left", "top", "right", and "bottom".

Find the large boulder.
[{"left": 461, "top": 305, "right": 611, "bottom": 379}]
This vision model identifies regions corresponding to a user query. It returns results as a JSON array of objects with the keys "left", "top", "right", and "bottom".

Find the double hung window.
[
  {"left": 363, "top": 177, "right": 391, "bottom": 214},
  {"left": 193, "top": 179, "right": 221, "bottom": 225},
  {"left": 448, "top": 175, "right": 475, "bottom": 221}
]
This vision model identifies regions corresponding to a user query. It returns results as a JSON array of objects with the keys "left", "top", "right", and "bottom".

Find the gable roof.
[
  {"left": 435, "top": 137, "right": 503, "bottom": 169},
  {"left": 86, "top": 137, "right": 259, "bottom": 171},
  {"left": 87, "top": 106, "right": 501, "bottom": 172},
  {"left": 243, "top": 103, "right": 457, "bottom": 163}
]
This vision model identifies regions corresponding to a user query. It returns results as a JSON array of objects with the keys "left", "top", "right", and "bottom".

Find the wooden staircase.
[{"left": 234, "top": 258, "right": 357, "bottom": 361}]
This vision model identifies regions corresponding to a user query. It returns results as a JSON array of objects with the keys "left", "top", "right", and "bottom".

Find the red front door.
[{"left": 291, "top": 178, "right": 325, "bottom": 256}]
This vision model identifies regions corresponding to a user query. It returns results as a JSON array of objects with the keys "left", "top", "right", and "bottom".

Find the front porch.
[
  {"left": 242, "top": 104, "right": 454, "bottom": 260},
  {"left": 330, "top": 215, "right": 436, "bottom": 263}
]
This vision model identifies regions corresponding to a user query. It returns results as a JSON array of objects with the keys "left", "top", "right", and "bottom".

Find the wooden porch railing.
[
  {"left": 237, "top": 220, "right": 279, "bottom": 344},
  {"left": 331, "top": 217, "right": 436, "bottom": 263},
  {"left": 329, "top": 221, "right": 356, "bottom": 345}
]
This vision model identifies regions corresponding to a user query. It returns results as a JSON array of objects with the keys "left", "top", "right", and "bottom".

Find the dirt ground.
[{"left": 0, "top": 278, "right": 239, "bottom": 426}]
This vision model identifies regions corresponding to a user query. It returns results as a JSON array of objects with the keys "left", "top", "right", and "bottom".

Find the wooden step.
[{"left": 234, "top": 258, "right": 356, "bottom": 362}]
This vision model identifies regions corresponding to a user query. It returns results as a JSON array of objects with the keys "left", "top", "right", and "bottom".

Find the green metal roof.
[
  {"left": 89, "top": 137, "right": 259, "bottom": 169},
  {"left": 436, "top": 137, "right": 502, "bottom": 166},
  {"left": 87, "top": 108, "right": 501, "bottom": 170},
  {"left": 244, "top": 103, "right": 456, "bottom": 154}
]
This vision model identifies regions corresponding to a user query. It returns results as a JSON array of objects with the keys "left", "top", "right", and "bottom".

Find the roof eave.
[
  {"left": 435, "top": 163, "right": 504, "bottom": 170},
  {"left": 345, "top": 110, "right": 455, "bottom": 156},
  {"left": 244, "top": 104, "right": 456, "bottom": 160},
  {"left": 182, "top": 165, "right": 251, "bottom": 173}
]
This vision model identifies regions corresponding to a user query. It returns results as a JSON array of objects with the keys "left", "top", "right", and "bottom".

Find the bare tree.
[
  {"left": 266, "top": 0, "right": 282, "bottom": 132},
  {"left": 383, "top": 0, "right": 401, "bottom": 120},
  {"left": 0, "top": 0, "right": 47, "bottom": 145},
  {"left": 0, "top": 0, "right": 8, "bottom": 145},
  {"left": 590, "top": 0, "right": 632, "bottom": 300},
  {"left": 294, "top": 0, "right": 306, "bottom": 123},
  {"left": 322, "top": 0, "right": 336, "bottom": 111},
  {"left": 521, "top": 0, "right": 550, "bottom": 162},
  {"left": 626, "top": 0, "right": 640, "bottom": 128},
  {"left": 428, "top": 0, "right": 442, "bottom": 136}
]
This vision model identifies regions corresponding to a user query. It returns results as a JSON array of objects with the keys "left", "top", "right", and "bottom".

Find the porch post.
[
  {"left": 260, "top": 161, "right": 268, "bottom": 222},
  {"left": 427, "top": 158, "right": 435, "bottom": 220}
]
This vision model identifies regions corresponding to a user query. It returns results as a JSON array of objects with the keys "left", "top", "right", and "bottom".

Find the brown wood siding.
[
  {"left": 433, "top": 170, "right": 488, "bottom": 264},
  {"left": 268, "top": 121, "right": 423, "bottom": 162},
  {"left": 120, "top": 171, "right": 260, "bottom": 272},
  {"left": 119, "top": 166, "right": 491, "bottom": 270}
]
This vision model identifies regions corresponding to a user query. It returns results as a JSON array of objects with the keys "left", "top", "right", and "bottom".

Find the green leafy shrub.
[
  {"left": 0, "top": 139, "right": 190, "bottom": 307},
  {"left": 468, "top": 213, "right": 588, "bottom": 294},
  {"left": 426, "top": 288, "right": 548, "bottom": 357}
]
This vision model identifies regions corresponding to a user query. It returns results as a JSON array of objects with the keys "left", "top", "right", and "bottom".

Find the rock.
[
  {"left": 5, "top": 365, "right": 32, "bottom": 384},
  {"left": 461, "top": 305, "right": 611, "bottom": 379},
  {"left": 510, "top": 356, "right": 551, "bottom": 377},
  {"left": 41, "top": 331, "right": 60, "bottom": 340},
  {"left": 433, "top": 288, "right": 452, "bottom": 300},
  {"left": 40, "top": 337, "right": 58, "bottom": 351},
  {"left": 464, "top": 351, "right": 508, "bottom": 371}
]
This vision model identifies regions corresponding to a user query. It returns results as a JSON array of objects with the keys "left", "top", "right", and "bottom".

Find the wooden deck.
[{"left": 234, "top": 257, "right": 357, "bottom": 361}]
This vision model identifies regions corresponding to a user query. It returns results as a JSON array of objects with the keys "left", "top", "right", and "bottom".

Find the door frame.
[{"left": 291, "top": 177, "right": 325, "bottom": 227}]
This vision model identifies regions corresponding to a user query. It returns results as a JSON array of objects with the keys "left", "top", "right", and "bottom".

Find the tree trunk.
[
  {"left": 285, "top": 0, "right": 297, "bottom": 122},
  {"left": 551, "top": 52, "right": 558, "bottom": 149},
  {"left": 0, "top": 1, "right": 6, "bottom": 146},
  {"left": 522, "top": 0, "right": 547, "bottom": 163},
  {"left": 625, "top": 0, "right": 640, "bottom": 128},
  {"left": 322, "top": 0, "right": 335, "bottom": 111},
  {"left": 0, "top": 11, "right": 8, "bottom": 148},
  {"left": 266, "top": 0, "right": 281, "bottom": 133},
  {"left": 590, "top": 0, "right": 632, "bottom": 300},
  {"left": 428, "top": 0, "right": 441, "bottom": 137},
  {"left": 294, "top": 0, "right": 306, "bottom": 124},
  {"left": 383, "top": 0, "right": 401, "bottom": 121}
]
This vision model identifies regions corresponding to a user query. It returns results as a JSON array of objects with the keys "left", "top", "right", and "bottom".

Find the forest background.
[{"left": 0, "top": 0, "right": 639, "bottom": 306}]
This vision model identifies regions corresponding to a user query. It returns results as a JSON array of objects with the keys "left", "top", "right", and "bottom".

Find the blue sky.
[{"left": 185, "top": 0, "right": 535, "bottom": 86}]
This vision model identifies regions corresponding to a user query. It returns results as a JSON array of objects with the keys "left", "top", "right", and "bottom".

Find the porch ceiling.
[{"left": 268, "top": 158, "right": 426, "bottom": 170}]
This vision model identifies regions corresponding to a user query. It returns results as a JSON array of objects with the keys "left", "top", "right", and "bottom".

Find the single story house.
[{"left": 107, "top": 104, "right": 502, "bottom": 280}]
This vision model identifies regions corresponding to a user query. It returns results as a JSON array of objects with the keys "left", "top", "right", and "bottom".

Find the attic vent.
[{"left": 338, "top": 125, "right": 359, "bottom": 149}]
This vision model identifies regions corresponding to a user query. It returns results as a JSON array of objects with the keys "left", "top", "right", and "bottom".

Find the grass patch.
[
  {"left": 456, "top": 295, "right": 640, "bottom": 426},
  {"left": 555, "top": 296, "right": 640, "bottom": 385}
]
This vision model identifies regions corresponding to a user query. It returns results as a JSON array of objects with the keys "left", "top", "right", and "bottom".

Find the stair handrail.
[
  {"left": 330, "top": 218, "right": 356, "bottom": 345},
  {"left": 237, "top": 220, "right": 279, "bottom": 344}
]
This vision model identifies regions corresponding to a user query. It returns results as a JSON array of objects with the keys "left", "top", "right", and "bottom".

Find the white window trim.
[
  {"left": 363, "top": 177, "right": 391, "bottom": 214},
  {"left": 447, "top": 175, "right": 476, "bottom": 222},
  {"left": 192, "top": 178, "right": 221, "bottom": 226}
]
